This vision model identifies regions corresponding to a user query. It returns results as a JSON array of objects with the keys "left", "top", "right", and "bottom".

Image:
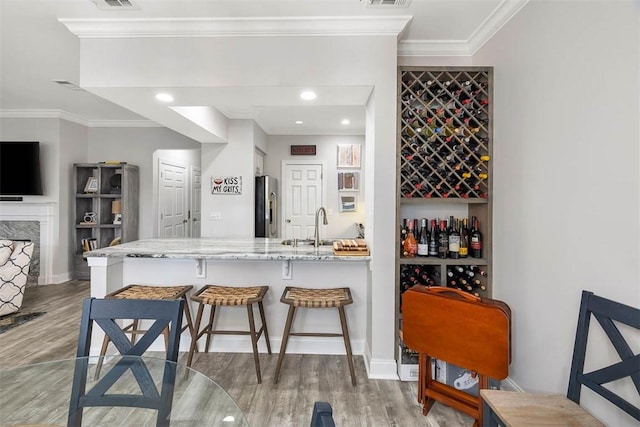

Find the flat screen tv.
[{"left": 0, "top": 141, "right": 44, "bottom": 196}]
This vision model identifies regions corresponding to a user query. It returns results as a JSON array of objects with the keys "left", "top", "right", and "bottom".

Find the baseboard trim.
[
  {"left": 501, "top": 376, "right": 524, "bottom": 392},
  {"left": 38, "top": 271, "right": 72, "bottom": 285},
  {"left": 172, "top": 335, "right": 365, "bottom": 356}
]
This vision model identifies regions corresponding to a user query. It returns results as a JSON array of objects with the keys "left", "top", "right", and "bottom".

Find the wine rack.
[
  {"left": 399, "top": 69, "right": 491, "bottom": 199},
  {"left": 396, "top": 67, "right": 493, "bottom": 380}
]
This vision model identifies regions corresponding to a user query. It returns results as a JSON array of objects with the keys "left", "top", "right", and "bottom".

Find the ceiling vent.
[
  {"left": 367, "top": 0, "right": 411, "bottom": 7},
  {"left": 92, "top": 0, "right": 140, "bottom": 10}
]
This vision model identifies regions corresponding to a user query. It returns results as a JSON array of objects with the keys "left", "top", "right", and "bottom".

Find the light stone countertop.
[{"left": 84, "top": 237, "right": 370, "bottom": 261}]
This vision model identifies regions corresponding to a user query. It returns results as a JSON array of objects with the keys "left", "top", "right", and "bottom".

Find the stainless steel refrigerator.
[{"left": 255, "top": 175, "right": 278, "bottom": 238}]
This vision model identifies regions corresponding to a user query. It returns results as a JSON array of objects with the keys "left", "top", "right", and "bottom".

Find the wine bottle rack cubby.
[
  {"left": 395, "top": 67, "right": 493, "bottom": 380},
  {"left": 400, "top": 69, "right": 491, "bottom": 199}
]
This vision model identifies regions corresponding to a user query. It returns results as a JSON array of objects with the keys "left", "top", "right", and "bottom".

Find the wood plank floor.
[{"left": 0, "top": 281, "right": 473, "bottom": 427}]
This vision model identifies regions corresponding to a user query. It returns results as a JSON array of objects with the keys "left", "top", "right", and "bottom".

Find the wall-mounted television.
[{"left": 0, "top": 141, "right": 44, "bottom": 196}]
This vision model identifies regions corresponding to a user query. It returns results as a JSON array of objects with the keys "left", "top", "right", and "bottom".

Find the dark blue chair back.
[
  {"left": 567, "top": 290, "right": 640, "bottom": 421},
  {"left": 68, "top": 297, "right": 184, "bottom": 427},
  {"left": 310, "top": 401, "right": 336, "bottom": 427}
]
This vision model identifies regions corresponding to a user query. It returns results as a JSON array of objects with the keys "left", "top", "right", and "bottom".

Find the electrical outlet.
[{"left": 282, "top": 260, "right": 292, "bottom": 280}]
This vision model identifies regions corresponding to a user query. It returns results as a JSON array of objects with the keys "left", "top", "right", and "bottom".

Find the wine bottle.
[
  {"left": 448, "top": 218, "right": 460, "bottom": 259},
  {"left": 428, "top": 219, "right": 438, "bottom": 257},
  {"left": 459, "top": 220, "right": 469, "bottom": 258},
  {"left": 470, "top": 216, "right": 483, "bottom": 258},
  {"left": 403, "top": 219, "right": 418, "bottom": 258},
  {"left": 467, "top": 265, "right": 487, "bottom": 276},
  {"left": 437, "top": 219, "right": 448, "bottom": 259},
  {"left": 417, "top": 218, "right": 429, "bottom": 256}
]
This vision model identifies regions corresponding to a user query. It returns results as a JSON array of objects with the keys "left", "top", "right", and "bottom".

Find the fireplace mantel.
[{"left": 0, "top": 202, "right": 56, "bottom": 285}]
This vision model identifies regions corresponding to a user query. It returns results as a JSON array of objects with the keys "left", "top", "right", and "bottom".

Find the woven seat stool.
[
  {"left": 95, "top": 284, "right": 195, "bottom": 378},
  {"left": 274, "top": 286, "right": 356, "bottom": 386},
  {"left": 186, "top": 285, "right": 271, "bottom": 383}
]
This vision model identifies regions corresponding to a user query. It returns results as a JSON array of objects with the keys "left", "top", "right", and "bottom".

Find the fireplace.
[{"left": 0, "top": 202, "right": 54, "bottom": 285}]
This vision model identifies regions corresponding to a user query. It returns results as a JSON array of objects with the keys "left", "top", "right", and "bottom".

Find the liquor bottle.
[
  {"left": 403, "top": 219, "right": 418, "bottom": 258},
  {"left": 470, "top": 216, "right": 483, "bottom": 258},
  {"left": 437, "top": 220, "right": 448, "bottom": 259},
  {"left": 428, "top": 219, "right": 438, "bottom": 257},
  {"left": 417, "top": 218, "right": 429, "bottom": 257},
  {"left": 400, "top": 219, "right": 408, "bottom": 253},
  {"left": 448, "top": 218, "right": 460, "bottom": 259},
  {"left": 459, "top": 220, "right": 469, "bottom": 258}
]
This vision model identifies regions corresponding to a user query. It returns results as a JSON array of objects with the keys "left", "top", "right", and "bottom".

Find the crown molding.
[
  {"left": 397, "top": 0, "right": 529, "bottom": 56},
  {"left": 59, "top": 15, "right": 413, "bottom": 38},
  {"left": 467, "top": 0, "right": 530, "bottom": 54},
  {"left": 0, "top": 110, "right": 158, "bottom": 128},
  {"left": 0, "top": 109, "right": 87, "bottom": 126}
]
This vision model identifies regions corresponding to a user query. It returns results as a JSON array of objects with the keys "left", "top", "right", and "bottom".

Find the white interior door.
[
  {"left": 190, "top": 166, "right": 201, "bottom": 238},
  {"left": 158, "top": 160, "right": 187, "bottom": 237},
  {"left": 283, "top": 163, "right": 323, "bottom": 239}
]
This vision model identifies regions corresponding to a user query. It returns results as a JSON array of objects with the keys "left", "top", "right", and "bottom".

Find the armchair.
[{"left": 0, "top": 240, "right": 35, "bottom": 317}]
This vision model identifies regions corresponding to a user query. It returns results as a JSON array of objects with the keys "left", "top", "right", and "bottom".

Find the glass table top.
[{"left": 0, "top": 356, "right": 249, "bottom": 427}]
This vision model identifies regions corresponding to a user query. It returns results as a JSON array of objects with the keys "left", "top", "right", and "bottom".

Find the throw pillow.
[{"left": 0, "top": 240, "right": 13, "bottom": 267}]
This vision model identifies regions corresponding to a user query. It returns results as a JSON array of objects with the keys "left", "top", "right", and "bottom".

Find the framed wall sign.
[
  {"left": 338, "top": 171, "right": 360, "bottom": 192},
  {"left": 337, "top": 144, "right": 361, "bottom": 168},
  {"left": 339, "top": 195, "right": 357, "bottom": 212},
  {"left": 291, "top": 145, "right": 316, "bottom": 155},
  {"left": 211, "top": 176, "right": 242, "bottom": 195}
]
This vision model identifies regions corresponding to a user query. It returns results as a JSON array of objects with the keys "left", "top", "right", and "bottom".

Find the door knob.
[{"left": 286, "top": 219, "right": 291, "bottom": 223}]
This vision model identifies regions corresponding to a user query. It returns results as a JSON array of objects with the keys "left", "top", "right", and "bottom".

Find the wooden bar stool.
[
  {"left": 274, "top": 286, "right": 356, "bottom": 386},
  {"left": 95, "top": 284, "right": 195, "bottom": 378},
  {"left": 186, "top": 285, "right": 271, "bottom": 383}
]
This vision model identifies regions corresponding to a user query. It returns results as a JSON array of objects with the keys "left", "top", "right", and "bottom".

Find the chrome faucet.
[{"left": 314, "top": 207, "right": 328, "bottom": 247}]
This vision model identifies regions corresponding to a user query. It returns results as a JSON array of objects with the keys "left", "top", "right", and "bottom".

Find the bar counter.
[
  {"left": 85, "top": 237, "right": 371, "bottom": 262},
  {"left": 85, "top": 237, "right": 373, "bottom": 376}
]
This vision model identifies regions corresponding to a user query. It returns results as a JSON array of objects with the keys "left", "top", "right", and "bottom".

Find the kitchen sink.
[{"left": 280, "top": 239, "right": 335, "bottom": 246}]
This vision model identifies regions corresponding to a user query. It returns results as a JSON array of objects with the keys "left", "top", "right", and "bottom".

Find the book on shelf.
[{"left": 80, "top": 238, "right": 98, "bottom": 253}]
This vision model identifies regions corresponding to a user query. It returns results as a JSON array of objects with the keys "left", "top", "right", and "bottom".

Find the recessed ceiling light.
[
  {"left": 341, "top": 119, "right": 351, "bottom": 125},
  {"left": 300, "top": 90, "right": 317, "bottom": 101},
  {"left": 155, "top": 92, "right": 174, "bottom": 103},
  {"left": 295, "top": 120, "right": 304, "bottom": 125}
]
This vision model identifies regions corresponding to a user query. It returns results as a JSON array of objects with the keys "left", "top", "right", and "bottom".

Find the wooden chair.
[
  {"left": 68, "top": 297, "right": 184, "bottom": 427},
  {"left": 481, "top": 290, "right": 640, "bottom": 426},
  {"left": 310, "top": 401, "right": 336, "bottom": 427},
  {"left": 274, "top": 286, "right": 356, "bottom": 386},
  {"left": 402, "top": 286, "right": 511, "bottom": 427},
  {"left": 94, "top": 284, "right": 194, "bottom": 379},
  {"left": 186, "top": 285, "right": 271, "bottom": 383}
]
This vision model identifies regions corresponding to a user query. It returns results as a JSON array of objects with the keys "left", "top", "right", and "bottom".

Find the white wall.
[
  {"left": 200, "top": 120, "right": 256, "bottom": 238},
  {"left": 59, "top": 120, "right": 88, "bottom": 278},
  {"left": 265, "top": 134, "right": 366, "bottom": 239},
  {"left": 473, "top": 1, "right": 639, "bottom": 425},
  {"left": 0, "top": 117, "right": 82, "bottom": 283},
  {"left": 88, "top": 127, "right": 200, "bottom": 239}
]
